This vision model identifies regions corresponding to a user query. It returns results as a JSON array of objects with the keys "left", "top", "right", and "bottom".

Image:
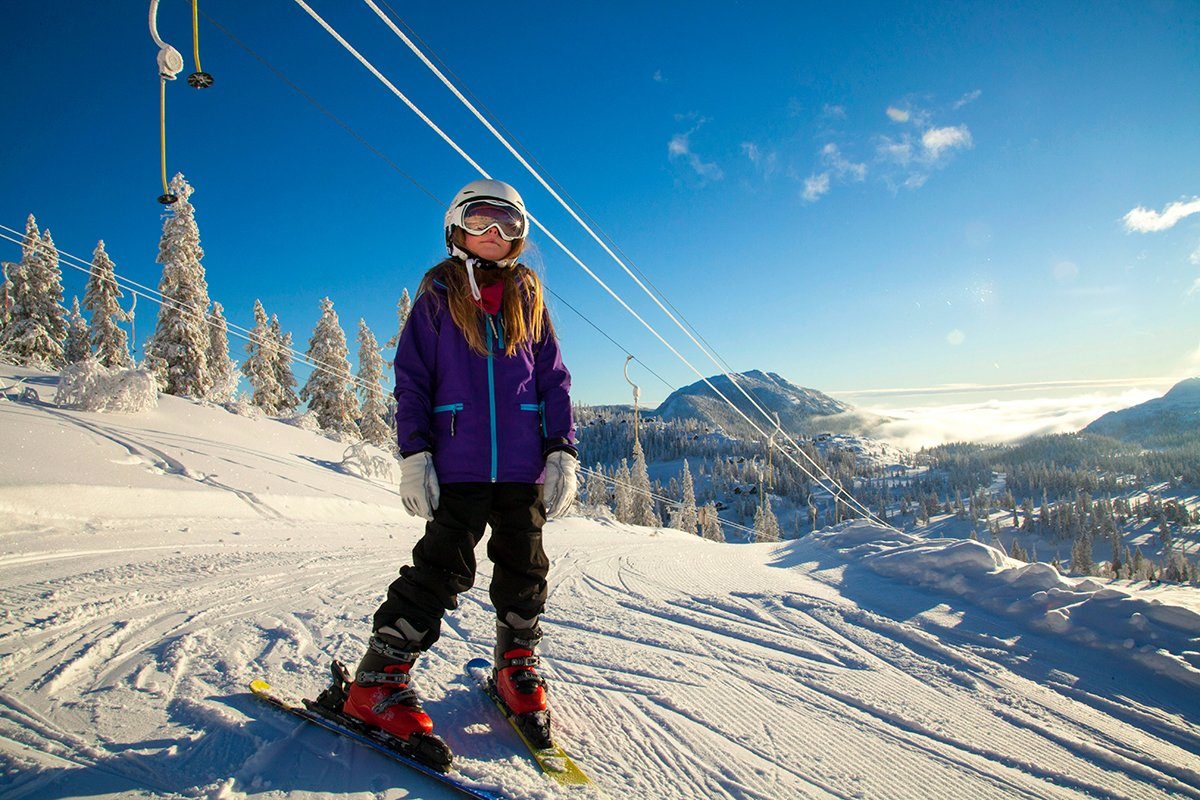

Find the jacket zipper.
[{"left": 486, "top": 315, "right": 499, "bottom": 483}]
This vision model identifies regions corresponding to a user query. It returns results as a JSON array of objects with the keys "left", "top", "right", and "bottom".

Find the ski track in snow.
[{"left": 2, "top": 370, "right": 1199, "bottom": 799}]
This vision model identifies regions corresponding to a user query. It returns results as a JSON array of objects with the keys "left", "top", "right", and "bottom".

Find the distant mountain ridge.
[
  {"left": 1083, "top": 377, "right": 1200, "bottom": 446},
  {"left": 649, "top": 369, "right": 885, "bottom": 437}
]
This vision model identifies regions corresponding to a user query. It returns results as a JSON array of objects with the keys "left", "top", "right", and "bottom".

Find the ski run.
[{"left": 2, "top": 362, "right": 1199, "bottom": 800}]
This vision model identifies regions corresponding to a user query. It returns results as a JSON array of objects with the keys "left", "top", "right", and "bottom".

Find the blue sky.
[{"left": 2, "top": 1, "right": 1198, "bottom": 438}]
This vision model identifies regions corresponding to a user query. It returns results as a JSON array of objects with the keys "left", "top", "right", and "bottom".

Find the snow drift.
[{"left": 811, "top": 521, "right": 1200, "bottom": 689}]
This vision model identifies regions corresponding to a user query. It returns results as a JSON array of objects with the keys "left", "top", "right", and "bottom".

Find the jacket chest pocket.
[{"left": 433, "top": 402, "right": 464, "bottom": 436}]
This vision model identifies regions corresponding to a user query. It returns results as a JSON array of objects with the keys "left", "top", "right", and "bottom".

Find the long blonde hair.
[{"left": 418, "top": 235, "right": 549, "bottom": 357}]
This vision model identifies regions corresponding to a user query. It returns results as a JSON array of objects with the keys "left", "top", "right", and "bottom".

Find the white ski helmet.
[{"left": 444, "top": 179, "right": 528, "bottom": 255}]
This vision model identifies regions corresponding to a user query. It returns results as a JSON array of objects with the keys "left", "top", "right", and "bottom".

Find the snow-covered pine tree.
[
  {"left": 63, "top": 297, "right": 90, "bottom": 364},
  {"left": 206, "top": 301, "right": 237, "bottom": 402},
  {"left": 753, "top": 494, "right": 780, "bottom": 542},
  {"left": 300, "top": 297, "right": 360, "bottom": 439},
  {"left": 585, "top": 464, "right": 609, "bottom": 510},
  {"left": 242, "top": 300, "right": 282, "bottom": 413},
  {"left": 272, "top": 318, "right": 300, "bottom": 416},
  {"left": 356, "top": 318, "right": 391, "bottom": 448},
  {"left": 630, "top": 437, "right": 660, "bottom": 527},
  {"left": 1070, "top": 536, "right": 1095, "bottom": 577},
  {"left": 384, "top": 288, "right": 412, "bottom": 363},
  {"left": 143, "top": 175, "right": 213, "bottom": 396},
  {"left": 614, "top": 459, "right": 634, "bottom": 523},
  {"left": 0, "top": 218, "right": 68, "bottom": 369},
  {"left": 677, "top": 459, "right": 698, "bottom": 534},
  {"left": 700, "top": 501, "right": 724, "bottom": 542},
  {"left": 82, "top": 240, "right": 132, "bottom": 369}
]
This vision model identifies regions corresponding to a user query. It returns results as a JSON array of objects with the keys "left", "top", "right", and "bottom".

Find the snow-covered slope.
[
  {"left": 3, "top": 364, "right": 1200, "bottom": 800},
  {"left": 1084, "top": 376, "right": 1200, "bottom": 444}
]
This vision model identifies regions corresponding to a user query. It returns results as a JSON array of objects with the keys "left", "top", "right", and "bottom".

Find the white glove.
[
  {"left": 543, "top": 450, "right": 578, "bottom": 520},
  {"left": 399, "top": 451, "right": 439, "bottom": 521}
]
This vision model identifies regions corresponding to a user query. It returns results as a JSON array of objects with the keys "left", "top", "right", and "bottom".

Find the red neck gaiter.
[{"left": 473, "top": 281, "right": 504, "bottom": 315}]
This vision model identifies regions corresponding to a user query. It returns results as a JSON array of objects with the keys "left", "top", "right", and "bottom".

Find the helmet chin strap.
[{"left": 449, "top": 241, "right": 514, "bottom": 302}]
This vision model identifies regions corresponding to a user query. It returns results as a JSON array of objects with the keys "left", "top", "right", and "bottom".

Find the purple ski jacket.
[{"left": 393, "top": 265, "right": 576, "bottom": 485}]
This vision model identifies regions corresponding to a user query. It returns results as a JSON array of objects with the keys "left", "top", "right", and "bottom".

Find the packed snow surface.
[{"left": 2, "top": 364, "right": 1200, "bottom": 799}]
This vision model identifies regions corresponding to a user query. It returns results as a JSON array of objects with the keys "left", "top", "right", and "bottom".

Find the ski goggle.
[{"left": 455, "top": 199, "right": 527, "bottom": 241}]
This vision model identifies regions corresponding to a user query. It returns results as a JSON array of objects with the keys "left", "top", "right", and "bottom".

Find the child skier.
[{"left": 341, "top": 179, "right": 578, "bottom": 765}]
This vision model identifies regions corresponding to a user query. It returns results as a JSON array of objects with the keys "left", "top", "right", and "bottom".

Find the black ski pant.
[{"left": 373, "top": 482, "right": 549, "bottom": 650}]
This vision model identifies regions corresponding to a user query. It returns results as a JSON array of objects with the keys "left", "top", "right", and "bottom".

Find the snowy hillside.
[
  {"left": 650, "top": 370, "right": 886, "bottom": 437},
  {"left": 1084, "top": 376, "right": 1200, "bottom": 444},
  {"left": 3, "top": 364, "right": 1200, "bottom": 800}
]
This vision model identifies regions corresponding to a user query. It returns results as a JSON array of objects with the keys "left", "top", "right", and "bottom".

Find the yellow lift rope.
[
  {"left": 187, "top": 0, "right": 214, "bottom": 88},
  {"left": 149, "top": 0, "right": 213, "bottom": 204}
]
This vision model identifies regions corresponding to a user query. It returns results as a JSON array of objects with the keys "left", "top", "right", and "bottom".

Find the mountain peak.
[{"left": 650, "top": 370, "right": 881, "bottom": 436}]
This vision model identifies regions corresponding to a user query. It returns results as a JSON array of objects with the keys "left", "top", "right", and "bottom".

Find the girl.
[{"left": 341, "top": 179, "right": 578, "bottom": 765}]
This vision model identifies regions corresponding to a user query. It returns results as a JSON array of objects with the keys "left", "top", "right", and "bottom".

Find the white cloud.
[
  {"left": 1188, "top": 278, "right": 1200, "bottom": 297},
  {"left": 653, "top": 70, "right": 665, "bottom": 83},
  {"left": 1122, "top": 197, "right": 1200, "bottom": 233},
  {"left": 877, "top": 136, "right": 915, "bottom": 166},
  {"left": 946, "top": 329, "right": 966, "bottom": 346},
  {"left": 866, "top": 388, "right": 1164, "bottom": 449},
  {"left": 668, "top": 128, "right": 724, "bottom": 183},
  {"left": 886, "top": 106, "right": 910, "bottom": 123},
  {"left": 802, "top": 172, "right": 831, "bottom": 202},
  {"left": 1190, "top": 242, "right": 1200, "bottom": 264},
  {"left": 742, "top": 141, "right": 778, "bottom": 177},
  {"left": 953, "top": 89, "right": 982, "bottom": 109},
  {"left": 834, "top": 376, "right": 1173, "bottom": 399},
  {"left": 821, "top": 104, "right": 846, "bottom": 120},
  {"left": 1053, "top": 261, "right": 1079, "bottom": 282},
  {"left": 821, "top": 143, "right": 867, "bottom": 181},
  {"left": 922, "top": 125, "right": 973, "bottom": 159}
]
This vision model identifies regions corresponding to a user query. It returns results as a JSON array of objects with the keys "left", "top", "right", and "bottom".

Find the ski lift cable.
[
  {"left": 543, "top": 287, "right": 676, "bottom": 393},
  {"left": 0, "top": 227, "right": 384, "bottom": 398},
  {"left": 287, "top": 0, "right": 862, "bottom": 517},
  {"left": 196, "top": 9, "right": 675, "bottom": 394},
  {"left": 293, "top": 2, "right": 885, "bottom": 527},
  {"left": 361, "top": 0, "right": 878, "bottom": 523},
  {"left": 0, "top": 215, "right": 668, "bottom": 401},
  {"left": 295, "top": 0, "right": 880, "bottom": 526},
  {"left": 0, "top": 226, "right": 374, "bottom": 395},
  {"left": 366, "top": 0, "right": 739, "bottom": 388},
  {"left": 0, "top": 228, "right": 373, "bottom": 395}
]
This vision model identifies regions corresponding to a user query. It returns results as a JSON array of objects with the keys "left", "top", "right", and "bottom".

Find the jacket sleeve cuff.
[
  {"left": 400, "top": 447, "right": 433, "bottom": 459},
  {"left": 543, "top": 439, "right": 578, "bottom": 459}
]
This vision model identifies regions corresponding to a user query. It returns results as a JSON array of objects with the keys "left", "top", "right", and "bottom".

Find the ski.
[
  {"left": 249, "top": 675, "right": 508, "bottom": 800},
  {"left": 465, "top": 657, "right": 594, "bottom": 788}
]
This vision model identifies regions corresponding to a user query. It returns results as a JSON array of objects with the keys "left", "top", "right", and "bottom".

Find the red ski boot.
[
  {"left": 494, "top": 614, "right": 552, "bottom": 748},
  {"left": 341, "top": 631, "right": 452, "bottom": 769}
]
